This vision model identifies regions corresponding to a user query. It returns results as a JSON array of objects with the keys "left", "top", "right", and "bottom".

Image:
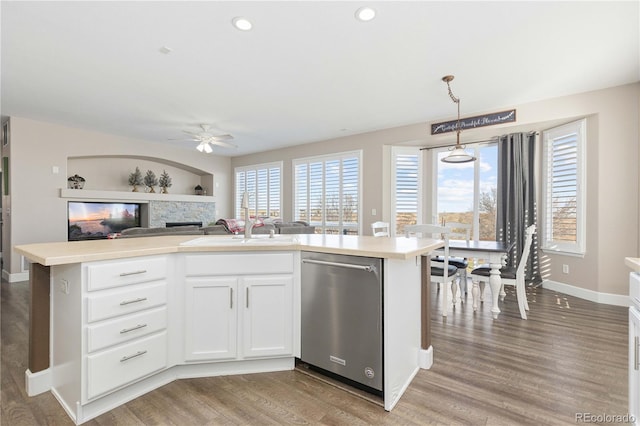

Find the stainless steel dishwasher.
[{"left": 300, "top": 251, "right": 383, "bottom": 394}]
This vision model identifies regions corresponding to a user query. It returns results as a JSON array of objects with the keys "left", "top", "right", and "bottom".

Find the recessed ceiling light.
[
  {"left": 355, "top": 7, "right": 376, "bottom": 22},
  {"left": 232, "top": 17, "right": 253, "bottom": 31},
  {"left": 158, "top": 46, "right": 173, "bottom": 54}
]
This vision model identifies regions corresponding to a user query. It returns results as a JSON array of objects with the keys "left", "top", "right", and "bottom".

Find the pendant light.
[{"left": 441, "top": 75, "right": 476, "bottom": 163}]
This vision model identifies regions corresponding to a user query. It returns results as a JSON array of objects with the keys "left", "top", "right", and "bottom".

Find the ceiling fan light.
[
  {"left": 232, "top": 17, "right": 252, "bottom": 31},
  {"left": 196, "top": 142, "right": 205, "bottom": 152},
  {"left": 203, "top": 143, "right": 213, "bottom": 154},
  {"left": 441, "top": 146, "right": 477, "bottom": 163},
  {"left": 355, "top": 7, "right": 376, "bottom": 22}
]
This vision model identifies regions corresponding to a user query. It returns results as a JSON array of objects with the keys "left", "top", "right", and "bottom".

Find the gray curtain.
[{"left": 496, "top": 132, "right": 541, "bottom": 283}]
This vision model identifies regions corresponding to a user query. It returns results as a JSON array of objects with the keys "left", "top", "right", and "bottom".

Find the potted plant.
[
  {"left": 159, "top": 170, "right": 172, "bottom": 194},
  {"left": 144, "top": 170, "right": 159, "bottom": 193},
  {"left": 128, "top": 167, "right": 144, "bottom": 192}
]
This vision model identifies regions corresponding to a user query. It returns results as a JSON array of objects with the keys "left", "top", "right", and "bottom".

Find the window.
[
  {"left": 293, "top": 151, "right": 361, "bottom": 234},
  {"left": 432, "top": 142, "right": 498, "bottom": 241},
  {"left": 235, "top": 162, "right": 282, "bottom": 219},
  {"left": 391, "top": 147, "right": 421, "bottom": 236},
  {"left": 541, "top": 119, "right": 586, "bottom": 255}
]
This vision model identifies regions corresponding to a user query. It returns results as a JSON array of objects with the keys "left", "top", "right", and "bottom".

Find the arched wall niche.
[{"left": 67, "top": 155, "right": 214, "bottom": 196}]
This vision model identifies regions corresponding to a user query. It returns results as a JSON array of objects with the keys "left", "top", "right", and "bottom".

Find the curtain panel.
[{"left": 497, "top": 132, "right": 541, "bottom": 283}]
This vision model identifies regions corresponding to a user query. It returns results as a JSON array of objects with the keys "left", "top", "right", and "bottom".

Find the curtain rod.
[{"left": 420, "top": 131, "right": 538, "bottom": 151}]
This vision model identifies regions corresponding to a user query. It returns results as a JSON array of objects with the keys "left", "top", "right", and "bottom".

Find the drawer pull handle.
[
  {"left": 230, "top": 288, "right": 233, "bottom": 309},
  {"left": 635, "top": 336, "right": 639, "bottom": 371},
  {"left": 120, "top": 323, "right": 148, "bottom": 334},
  {"left": 120, "top": 297, "right": 148, "bottom": 306},
  {"left": 120, "top": 350, "right": 147, "bottom": 362},
  {"left": 119, "top": 270, "right": 147, "bottom": 277}
]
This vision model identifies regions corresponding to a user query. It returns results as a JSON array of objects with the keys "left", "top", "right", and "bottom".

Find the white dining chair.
[
  {"left": 405, "top": 224, "right": 459, "bottom": 316},
  {"left": 435, "top": 222, "right": 471, "bottom": 294},
  {"left": 371, "top": 221, "right": 390, "bottom": 237},
  {"left": 470, "top": 224, "right": 536, "bottom": 319}
]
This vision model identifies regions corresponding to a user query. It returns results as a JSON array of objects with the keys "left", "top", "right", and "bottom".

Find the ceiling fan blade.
[
  {"left": 210, "top": 140, "right": 238, "bottom": 149},
  {"left": 210, "top": 134, "right": 234, "bottom": 141}
]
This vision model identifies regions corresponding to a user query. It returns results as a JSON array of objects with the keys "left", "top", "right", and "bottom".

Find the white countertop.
[
  {"left": 626, "top": 257, "right": 640, "bottom": 273},
  {"left": 15, "top": 234, "right": 444, "bottom": 266}
]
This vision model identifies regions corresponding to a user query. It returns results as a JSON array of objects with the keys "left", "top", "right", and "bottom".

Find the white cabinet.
[
  {"left": 630, "top": 272, "right": 640, "bottom": 425},
  {"left": 47, "top": 251, "right": 299, "bottom": 424},
  {"left": 183, "top": 253, "right": 295, "bottom": 363},
  {"left": 184, "top": 277, "right": 238, "bottom": 361},
  {"left": 83, "top": 256, "right": 169, "bottom": 401},
  {"left": 242, "top": 275, "right": 293, "bottom": 358}
]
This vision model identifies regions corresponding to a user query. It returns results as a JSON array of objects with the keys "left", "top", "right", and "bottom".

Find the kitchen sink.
[{"left": 180, "top": 235, "right": 299, "bottom": 246}]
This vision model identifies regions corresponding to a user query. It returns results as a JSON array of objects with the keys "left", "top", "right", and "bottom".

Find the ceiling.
[{"left": 2, "top": 1, "right": 638, "bottom": 157}]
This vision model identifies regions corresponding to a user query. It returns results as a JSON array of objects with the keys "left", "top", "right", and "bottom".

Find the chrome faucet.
[{"left": 241, "top": 191, "right": 254, "bottom": 239}]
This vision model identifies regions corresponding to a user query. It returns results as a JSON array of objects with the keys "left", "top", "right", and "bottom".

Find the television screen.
[{"left": 68, "top": 201, "right": 141, "bottom": 241}]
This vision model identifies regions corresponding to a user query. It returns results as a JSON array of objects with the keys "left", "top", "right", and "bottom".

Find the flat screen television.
[{"left": 68, "top": 201, "right": 141, "bottom": 241}]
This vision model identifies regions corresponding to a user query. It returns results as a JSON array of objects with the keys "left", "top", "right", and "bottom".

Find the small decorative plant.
[
  {"left": 128, "top": 167, "right": 144, "bottom": 192},
  {"left": 144, "top": 170, "right": 159, "bottom": 193},
  {"left": 158, "top": 170, "right": 172, "bottom": 194}
]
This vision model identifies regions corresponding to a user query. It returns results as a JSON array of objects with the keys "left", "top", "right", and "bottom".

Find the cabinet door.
[
  {"left": 184, "top": 277, "right": 237, "bottom": 361},
  {"left": 630, "top": 307, "right": 640, "bottom": 422},
  {"left": 242, "top": 275, "right": 293, "bottom": 359}
]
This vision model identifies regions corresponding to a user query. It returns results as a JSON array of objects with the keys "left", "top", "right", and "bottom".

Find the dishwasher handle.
[{"left": 302, "top": 258, "right": 376, "bottom": 273}]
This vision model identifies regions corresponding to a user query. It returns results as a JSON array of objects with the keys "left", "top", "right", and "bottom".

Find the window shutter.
[
  {"left": 293, "top": 151, "right": 361, "bottom": 234},
  {"left": 394, "top": 152, "right": 419, "bottom": 234},
  {"left": 542, "top": 119, "right": 586, "bottom": 254},
  {"left": 234, "top": 163, "right": 282, "bottom": 219}
]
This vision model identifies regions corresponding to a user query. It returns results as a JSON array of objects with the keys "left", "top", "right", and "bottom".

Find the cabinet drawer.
[
  {"left": 87, "top": 306, "right": 167, "bottom": 353},
  {"left": 86, "top": 281, "right": 166, "bottom": 323},
  {"left": 86, "top": 331, "right": 167, "bottom": 400},
  {"left": 87, "top": 256, "right": 167, "bottom": 291},
  {"left": 186, "top": 252, "right": 294, "bottom": 276}
]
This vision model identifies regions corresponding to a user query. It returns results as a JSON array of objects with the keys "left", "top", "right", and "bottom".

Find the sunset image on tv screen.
[{"left": 68, "top": 202, "right": 140, "bottom": 240}]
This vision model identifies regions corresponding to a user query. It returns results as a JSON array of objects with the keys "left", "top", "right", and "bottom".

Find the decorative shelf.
[{"left": 59, "top": 189, "right": 215, "bottom": 203}]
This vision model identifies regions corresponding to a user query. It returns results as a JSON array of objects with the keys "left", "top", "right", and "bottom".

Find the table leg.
[
  {"left": 489, "top": 261, "right": 502, "bottom": 319},
  {"left": 471, "top": 279, "right": 479, "bottom": 311}
]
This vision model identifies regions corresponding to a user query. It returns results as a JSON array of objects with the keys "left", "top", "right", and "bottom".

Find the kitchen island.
[{"left": 16, "top": 234, "right": 442, "bottom": 424}]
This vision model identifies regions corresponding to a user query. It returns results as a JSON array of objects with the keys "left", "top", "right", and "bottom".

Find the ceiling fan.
[{"left": 171, "top": 124, "right": 237, "bottom": 153}]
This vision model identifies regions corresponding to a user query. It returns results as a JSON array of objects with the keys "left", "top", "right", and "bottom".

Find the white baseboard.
[
  {"left": 25, "top": 368, "right": 51, "bottom": 396},
  {"left": 542, "top": 279, "right": 629, "bottom": 306},
  {"left": 2, "top": 269, "right": 29, "bottom": 283},
  {"left": 418, "top": 346, "right": 433, "bottom": 369}
]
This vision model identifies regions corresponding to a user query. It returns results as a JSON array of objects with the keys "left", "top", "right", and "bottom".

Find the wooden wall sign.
[{"left": 431, "top": 109, "right": 516, "bottom": 135}]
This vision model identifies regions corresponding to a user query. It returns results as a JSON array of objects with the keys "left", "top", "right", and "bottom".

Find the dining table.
[{"left": 446, "top": 239, "right": 514, "bottom": 319}]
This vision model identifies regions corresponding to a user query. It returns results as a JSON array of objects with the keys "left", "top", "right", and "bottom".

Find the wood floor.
[{"left": 1, "top": 279, "right": 629, "bottom": 425}]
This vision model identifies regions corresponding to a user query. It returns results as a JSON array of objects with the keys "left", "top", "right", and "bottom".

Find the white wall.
[
  {"left": 5, "top": 117, "right": 232, "bottom": 276},
  {"left": 6, "top": 83, "right": 639, "bottom": 296},
  {"left": 232, "top": 83, "right": 639, "bottom": 298}
]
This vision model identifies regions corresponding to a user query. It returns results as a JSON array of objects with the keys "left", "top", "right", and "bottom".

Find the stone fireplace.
[{"left": 148, "top": 200, "right": 216, "bottom": 228}]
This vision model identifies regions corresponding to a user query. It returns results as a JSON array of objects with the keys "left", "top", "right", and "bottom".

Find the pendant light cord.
[{"left": 443, "top": 76, "right": 461, "bottom": 136}]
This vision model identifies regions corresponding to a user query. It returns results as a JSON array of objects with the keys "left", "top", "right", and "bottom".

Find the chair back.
[
  {"left": 516, "top": 225, "right": 536, "bottom": 277},
  {"left": 405, "top": 224, "right": 452, "bottom": 280},
  {"left": 371, "top": 221, "right": 390, "bottom": 237},
  {"left": 444, "top": 222, "right": 471, "bottom": 243}
]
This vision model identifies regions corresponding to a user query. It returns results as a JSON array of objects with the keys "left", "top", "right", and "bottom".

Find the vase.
[
  {"left": 131, "top": 185, "right": 138, "bottom": 192},
  {"left": 161, "top": 187, "right": 168, "bottom": 194}
]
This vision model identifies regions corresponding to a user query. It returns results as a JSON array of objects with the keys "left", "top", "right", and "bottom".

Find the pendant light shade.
[
  {"left": 440, "top": 75, "right": 476, "bottom": 164},
  {"left": 442, "top": 145, "right": 477, "bottom": 163}
]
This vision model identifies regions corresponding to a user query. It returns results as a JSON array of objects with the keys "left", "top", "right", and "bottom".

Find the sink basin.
[{"left": 180, "top": 235, "right": 299, "bottom": 247}]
